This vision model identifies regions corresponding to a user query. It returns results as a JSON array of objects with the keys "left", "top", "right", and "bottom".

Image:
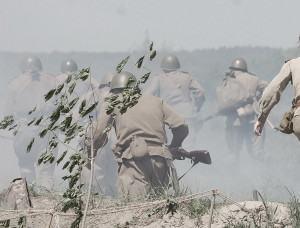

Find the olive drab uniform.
[
  {"left": 5, "top": 71, "right": 57, "bottom": 188},
  {"left": 145, "top": 71, "right": 205, "bottom": 147},
  {"left": 88, "top": 94, "right": 187, "bottom": 197},
  {"left": 258, "top": 57, "right": 300, "bottom": 140},
  {"left": 217, "top": 70, "right": 268, "bottom": 160}
]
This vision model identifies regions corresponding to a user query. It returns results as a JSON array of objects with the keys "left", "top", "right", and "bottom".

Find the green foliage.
[
  {"left": 68, "top": 82, "right": 76, "bottom": 94},
  {"left": 136, "top": 56, "right": 145, "bottom": 68},
  {"left": 288, "top": 190, "right": 300, "bottom": 226},
  {"left": 149, "top": 41, "right": 153, "bottom": 51},
  {"left": 185, "top": 198, "right": 211, "bottom": 218},
  {"left": 28, "top": 106, "right": 36, "bottom": 115},
  {"left": 55, "top": 83, "right": 64, "bottom": 95},
  {"left": 116, "top": 56, "right": 130, "bottom": 73},
  {"left": 56, "top": 150, "right": 67, "bottom": 165},
  {"left": 150, "top": 50, "right": 156, "bottom": 61},
  {"left": 44, "top": 88, "right": 56, "bottom": 101},
  {"left": 0, "top": 42, "right": 157, "bottom": 227},
  {"left": 80, "top": 102, "right": 98, "bottom": 117},
  {"left": 78, "top": 67, "right": 90, "bottom": 81},
  {"left": 0, "top": 115, "right": 14, "bottom": 129},
  {"left": 35, "top": 116, "right": 43, "bottom": 126},
  {"left": 26, "top": 138, "right": 34, "bottom": 153},
  {"left": 27, "top": 118, "right": 36, "bottom": 126}
]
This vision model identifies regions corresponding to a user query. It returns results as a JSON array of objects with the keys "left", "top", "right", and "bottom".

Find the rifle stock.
[{"left": 171, "top": 148, "right": 212, "bottom": 165}]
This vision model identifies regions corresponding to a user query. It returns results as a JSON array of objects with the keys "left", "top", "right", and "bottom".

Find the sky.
[{"left": 0, "top": 0, "right": 300, "bottom": 52}]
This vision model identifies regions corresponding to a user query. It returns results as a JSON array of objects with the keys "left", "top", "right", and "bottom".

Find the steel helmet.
[
  {"left": 160, "top": 54, "right": 180, "bottom": 71},
  {"left": 110, "top": 71, "right": 137, "bottom": 91},
  {"left": 229, "top": 58, "right": 248, "bottom": 72},
  {"left": 61, "top": 59, "right": 78, "bottom": 73},
  {"left": 21, "top": 56, "right": 43, "bottom": 73}
]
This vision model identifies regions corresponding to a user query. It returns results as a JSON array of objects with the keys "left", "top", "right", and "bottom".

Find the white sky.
[{"left": 0, "top": 0, "right": 300, "bottom": 52}]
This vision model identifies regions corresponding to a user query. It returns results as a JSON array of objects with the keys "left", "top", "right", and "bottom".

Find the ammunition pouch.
[
  {"left": 129, "top": 136, "right": 149, "bottom": 158},
  {"left": 278, "top": 97, "right": 300, "bottom": 134}
]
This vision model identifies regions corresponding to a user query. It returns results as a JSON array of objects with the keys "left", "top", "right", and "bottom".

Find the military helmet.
[
  {"left": 110, "top": 71, "right": 137, "bottom": 91},
  {"left": 229, "top": 58, "right": 248, "bottom": 72},
  {"left": 160, "top": 54, "right": 180, "bottom": 71},
  {"left": 61, "top": 59, "right": 78, "bottom": 73},
  {"left": 21, "top": 56, "right": 43, "bottom": 73},
  {"left": 99, "top": 73, "right": 114, "bottom": 89}
]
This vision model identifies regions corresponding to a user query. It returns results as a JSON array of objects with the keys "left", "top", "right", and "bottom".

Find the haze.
[{"left": 0, "top": 0, "right": 300, "bottom": 52}]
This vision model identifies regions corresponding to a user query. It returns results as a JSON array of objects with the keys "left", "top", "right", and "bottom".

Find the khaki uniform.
[
  {"left": 217, "top": 70, "right": 267, "bottom": 159},
  {"left": 258, "top": 57, "right": 300, "bottom": 140},
  {"left": 78, "top": 86, "right": 118, "bottom": 196},
  {"left": 145, "top": 71, "right": 204, "bottom": 146},
  {"left": 90, "top": 94, "right": 186, "bottom": 196},
  {"left": 5, "top": 72, "right": 57, "bottom": 188}
]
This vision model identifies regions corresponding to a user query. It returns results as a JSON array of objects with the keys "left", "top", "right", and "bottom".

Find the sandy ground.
[{"left": 0, "top": 193, "right": 294, "bottom": 228}]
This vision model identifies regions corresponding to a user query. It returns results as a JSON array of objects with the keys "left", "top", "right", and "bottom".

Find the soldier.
[
  {"left": 56, "top": 59, "right": 99, "bottom": 97},
  {"left": 5, "top": 56, "right": 57, "bottom": 189},
  {"left": 86, "top": 71, "right": 189, "bottom": 197},
  {"left": 216, "top": 58, "right": 268, "bottom": 161},
  {"left": 80, "top": 73, "right": 118, "bottom": 196},
  {"left": 254, "top": 58, "right": 300, "bottom": 140},
  {"left": 145, "top": 54, "right": 205, "bottom": 147}
]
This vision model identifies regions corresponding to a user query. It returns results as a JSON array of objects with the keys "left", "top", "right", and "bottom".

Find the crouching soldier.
[{"left": 86, "top": 71, "right": 189, "bottom": 198}]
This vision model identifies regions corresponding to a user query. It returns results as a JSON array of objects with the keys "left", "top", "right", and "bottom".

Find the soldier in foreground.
[
  {"left": 255, "top": 58, "right": 300, "bottom": 140},
  {"left": 5, "top": 56, "right": 57, "bottom": 188},
  {"left": 216, "top": 58, "right": 267, "bottom": 160},
  {"left": 86, "top": 71, "right": 189, "bottom": 197},
  {"left": 145, "top": 54, "right": 205, "bottom": 147}
]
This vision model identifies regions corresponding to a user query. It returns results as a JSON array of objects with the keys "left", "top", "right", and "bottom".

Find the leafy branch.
[{"left": 0, "top": 42, "right": 157, "bottom": 228}]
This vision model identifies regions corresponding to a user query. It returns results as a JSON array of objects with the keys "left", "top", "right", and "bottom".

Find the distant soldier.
[
  {"left": 56, "top": 59, "right": 99, "bottom": 97},
  {"left": 255, "top": 58, "right": 300, "bottom": 140},
  {"left": 5, "top": 56, "right": 57, "bottom": 188},
  {"left": 86, "top": 71, "right": 189, "bottom": 197},
  {"left": 79, "top": 73, "right": 118, "bottom": 196},
  {"left": 216, "top": 58, "right": 268, "bottom": 160},
  {"left": 145, "top": 54, "right": 205, "bottom": 146}
]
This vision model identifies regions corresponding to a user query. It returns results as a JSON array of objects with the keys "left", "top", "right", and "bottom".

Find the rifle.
[
  {"left": 170, "top": 148, "right": 211, "bottom": 182},
  {"left": 170, "top": 147, "right": 211, "bottom": 165},
  {"left": 169, "top": 147, "right": 211, "bottom": 182}
]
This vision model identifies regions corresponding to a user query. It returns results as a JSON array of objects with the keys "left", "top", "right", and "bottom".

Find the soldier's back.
[
  {"left": 234, "top": 71, "right": 260, "bottom": 97},
  {"left": 115, "top": 95, "right": 167, "bottom": 147},
  {"left": 159, "top": 71, "right": 193, "bottom": 105},
  {"left": 7, "top": 73, "right": 56, "bottom": 116}
]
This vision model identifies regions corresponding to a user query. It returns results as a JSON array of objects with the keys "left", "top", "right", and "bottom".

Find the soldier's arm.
[
  {"left": 258, "top": 62, "right": 292, "bottom": 125},
  {"left": 85, "top": 103, "right": 113, "bottom": 158},
  {"left": 189, "top": 78, "right": 205, "bottom": 112},
  {"left": 161, "top": 100, "right": 189, "bottom": 147}
]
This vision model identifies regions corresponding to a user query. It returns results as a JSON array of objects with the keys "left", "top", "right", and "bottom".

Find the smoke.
[{"left": 0, "top": 49, "right": 299, "bottom": 202}]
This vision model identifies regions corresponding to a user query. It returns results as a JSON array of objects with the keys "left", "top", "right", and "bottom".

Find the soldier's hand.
[
  {"left": 169, "top": 147, "right": 186, "bottom": 160},
  {"left": 254, "top": 120, "right": 263, "bottom": 136}
]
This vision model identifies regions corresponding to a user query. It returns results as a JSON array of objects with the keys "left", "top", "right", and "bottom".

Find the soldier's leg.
[
  {"left": 244, "top": 123, "right": 265, "bottom": 159},
  {"left": 225, "top": 123, "right": 243, "bottom": 160},
  {"left": 94, "top": 141, "right": 118, "bottom": 196},
  {"left": 117, "top": 159, "right": 150, "bottom": 198},
  {"left": 35, "top": 137, "right": 56, "bottom": 189},
  {"left": 13, "top": 133, "right": 36, "bottom": 183},
  {"left": 148, "top": 156, "right": 170, "bottom": 193}
]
